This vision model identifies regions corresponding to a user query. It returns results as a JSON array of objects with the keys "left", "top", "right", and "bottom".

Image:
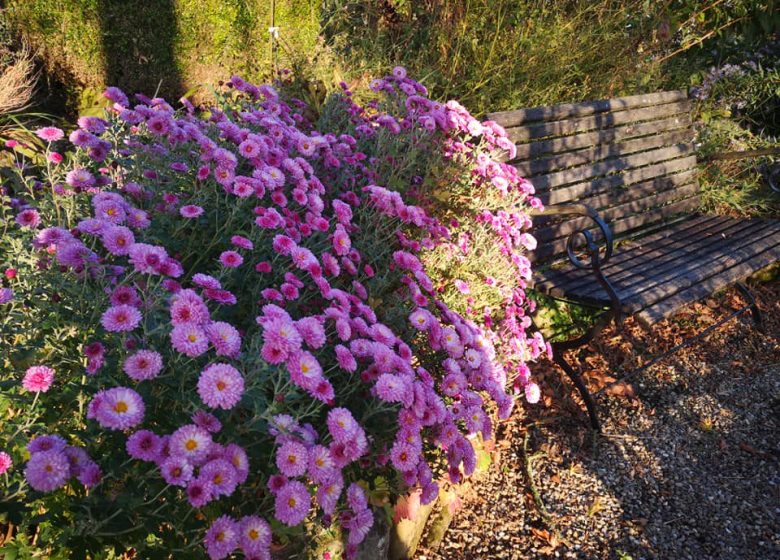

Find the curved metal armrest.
[{"left": 530, "top": 203, "right": 615, "bottom": 269}]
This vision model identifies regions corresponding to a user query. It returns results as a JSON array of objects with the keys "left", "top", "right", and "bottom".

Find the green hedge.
[{"left": 5, "top": 0, "right": 321, "bottom": 108}]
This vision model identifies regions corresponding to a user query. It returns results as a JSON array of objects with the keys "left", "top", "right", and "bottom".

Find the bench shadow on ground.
[{"left": 526, "top": 283, "right": 780, "bottom": 559}]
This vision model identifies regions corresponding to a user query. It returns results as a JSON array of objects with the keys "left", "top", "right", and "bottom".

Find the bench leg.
[
  {"left": 552, "top": 346, "right": 602, "bottom": 432},
  {"left": 735, "top": 282, "right": 764, "bottom": 331}
]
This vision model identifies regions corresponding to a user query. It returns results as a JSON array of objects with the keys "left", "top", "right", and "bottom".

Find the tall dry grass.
[{"left": 0, "top": 42, "right": 36, "bottom": 115}]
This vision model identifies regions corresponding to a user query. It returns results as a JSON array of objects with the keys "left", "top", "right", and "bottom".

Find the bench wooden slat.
[
  {"left": 506, "top": 100, "right": 692, "bottom": 144},
  {"left": 535, "top": 182, "right": 699, "bottom": 243},
  {"left": 515, "top": 128, "right": 694, "bottom": 177},
  {"left": 532, "top": 144, "right": 695, "bottom": 190},
  {"left": 513, "top": 114, "right": 692, "bottom": 162},
  {"left": 532, "top": 215, "right": 721, "bottom": 294},
  {"left": 573, "top": 218, "right": 768, "bottom": 298},
  {"left": 539, "top": 155, "right": 698, "bottom": 203},
  {"left": 636, "top": 243, "right": 780, "bottom": 326},
  {"left": 535, "top": 169, "right": 698, "bottom": 227},
  {"left": 621, "top": 224, "right": 780, "bottom": 312},
  {"left": 488, "top": 90, "right": 688, "bottom": 128},
  {"left": 531, "top": 196, "right": 702, "bottom": 263}
]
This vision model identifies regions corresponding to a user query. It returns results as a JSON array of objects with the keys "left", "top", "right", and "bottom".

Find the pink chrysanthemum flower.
[
  {"left": 275, "top": 440, "right": 308, "bottom": 478},
  {"left": 239, "top": 515, "right": 272, "bottom": 557},
  {"left": 0, "top": 451, "right": 12, "bottom": 475},
  {"left": 306, "top": 445, "right": 336, "bottom": 484},
  {"left": 192, "top": 273, "right": 221, "bottom": 290},
  {"left": 274, "top": 480, "right": 310, "bottom": 526},
  {"left": 25, "top": 450, "right": 70, "bottom": 492},
  {"left": 204, "top": 515, "right": 239, "bottom": 560},
  {"left": 327, "top": 408, "right": 359, "bottom": 443},
  {"left": 335, "top": 345, "right": 357, "bottom": 372},
  {"left": 295, "top": 317, "right": 326, "bottom": 349},
  {"left": 230, "top": 235, "right": 253, "bottom": 250},
  {"left": 126, "top": 429, "right": 162, "bottom": 461},
  {"left": 205, "top": 321, "right": 241, "bottom": 357},
  {"left": 128, "top": 243, "right": 168, "bottom": 274},
  {"left": 91, "top": 387, "right": 145, "bottom": 430},
  {"left": 110, "top": 285, "right": 141, "bottom": 307},
  {"left": 375, "top": 373, "right": 408, "bottom": 404},
  {"left": 22, "top": 365, "right": 55, "bottom": 393},
  {"left": 169, "top": 424, "right": 212, "bottom": 464},
  {"left": 180, "top": 205, "right": 204, "bottom": 218},
  {"left": 409, "top": 308, "right": 433, "bottom": 330},
  {"left": 261, "top": 317, "right": 302, "bottom": 357},
  {"left": 123, "top": 350, "right": 164, "bottom": 381},
  {"left": 35, "top": 126, "right": 64, "bottom": 142},
  {"left": 170, "top": 289, "right": 210, "bottom": 326},
  {"left": 192, "top": 410, "right": 222, "bottom": 434},
  {"left": 316, "top": 476, "right": 343, "bottom": 516},
  {"left": 287, "top": 351, "right": 323, "bottom": 391},
  {"left": 15, "top": 209, "right": 41, "bottom": 229},
  {"left": 219, "top": 250, "right": 243, "bottom": 268},
  {"left": 170, "top": 323, "right": 209, "bottom": 357},
  {"left": 161, "top": 456, "right": 194, "bottom": 487},
  {"left": 101, "top": 225, "right": 135, "bottom": 255},
  {"left": 197, "top": 363, "right": 244, "bottom": 410},
  {"left": 101, "top": 304, "right": 142, "bottom": 332},
  {"left": 524, "top": 381, "right": 541, "bottom": 404}
]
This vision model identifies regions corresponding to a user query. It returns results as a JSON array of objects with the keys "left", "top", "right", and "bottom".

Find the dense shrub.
[{"left": 0, "top": 69, "right": 543, "bottom": 558}]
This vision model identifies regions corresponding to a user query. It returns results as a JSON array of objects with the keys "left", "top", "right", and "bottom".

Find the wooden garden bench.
[{"left": 487, "top": 90, "right": 780, "bottom": 430}]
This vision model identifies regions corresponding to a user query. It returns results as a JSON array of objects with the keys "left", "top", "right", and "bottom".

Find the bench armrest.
[{"left": 530, "top": 204, "right": 615, "bottom": 268}]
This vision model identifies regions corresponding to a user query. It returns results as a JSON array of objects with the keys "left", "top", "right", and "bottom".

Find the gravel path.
[{"left": 420, "top": 284, "right": 780, "bottom": 559}]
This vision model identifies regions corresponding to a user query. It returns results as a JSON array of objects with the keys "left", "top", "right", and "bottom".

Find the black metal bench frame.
[{"left": 488, "top": 91, "right": 779, "bottom": 431}]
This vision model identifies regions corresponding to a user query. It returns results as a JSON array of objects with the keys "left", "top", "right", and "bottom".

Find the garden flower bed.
[{"left": 0, "top": 69, "right": 544, "bottom": 559}]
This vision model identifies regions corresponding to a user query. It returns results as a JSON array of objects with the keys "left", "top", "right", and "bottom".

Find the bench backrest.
[{"left": 487, "top": 91, "right": 700, "bottom": 263}]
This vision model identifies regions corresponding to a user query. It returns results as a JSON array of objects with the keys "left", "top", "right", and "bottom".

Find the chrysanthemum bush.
[{"left": 0, "top": 68, "right": 544, "bottom": 559}]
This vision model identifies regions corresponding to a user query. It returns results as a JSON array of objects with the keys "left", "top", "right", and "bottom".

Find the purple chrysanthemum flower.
[
  {"left": 169, "top": 424, "right": 212, "bottom": 464},
  {"left": 77, "top": 461, "right": 102, "bottom": 488},
  {"left": 25, "top": 450, "right": 70, "bottom": 492},
  {"left": 274, "top": 480, "right": 310, "bottom": 526},
  {"left": 91, "top": 387, "right": 145, "bottom": 430},
  {"left": 63, "top": 446, "right": 91, "bottom": 476},
  {"left": 22, "top": 365, "right": 55, "bottom": 392},
  {"left": 110, "top": 285, "right": 141, "bottom": 307},
  {"left": 27, "top": 434, "right": 67, "bottom": 455},
  {"left": 65, "top": 168, "right": 95, "bottom": 189},
  {"left": 186, "top": 476, "right": 215, "bottom": 508},
  {"left": 170, "top": 289, "right": 210, "bottom": 326},
  {"left": 200, "top": 458, "right": 238, "bottom": 497},
  {"left": 123, "top": 350, "right": 164, "bottom": 382},
  {"left": 0, "top": 288, "right": 13, "bottom": 304},
  {"left": 192, "top": 410, "right": 222, "bottom": 433},
  {"left": 197, "top": 363, "right": 244, "bottom": 410},
  {"left": 275, "top": 440, "right": 308, "bottom": 478},
  {"left": 306, "top": 444, "right": 335, "bottom": 484},
  {"left": 239, "top": 515, "right": 272, "bottom": 557},
  {"left": 100, "top": 305, "right": 142, "bottom": 332},
  {"left": 126, "top": 429, "right": 162, "bottom": 461},
  {"left": 205, "top": 321, "right": 241, "bottom": 358},
  {"left": 161, "top": 455, "right": 193, "bottom": 487},
  {"left": 128, "top": 243, "right": 168, "bottom": 275},
  {"left": 204, "top": 515, "right": 239, "bottom": 560},
  {"left": 223, "top": 444, "right": 249, "bottom": 484},
  {"left": 101, "top": 225, "right": 135, "bottom": 255}
]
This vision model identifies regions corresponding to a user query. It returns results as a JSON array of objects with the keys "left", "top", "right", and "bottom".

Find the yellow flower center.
[
  {"left": 114, "top": 401, "right": 128, "bottom": 413},
  {"left": 287, "top": 497, "right": 297, "bottom": 508},
  {"left": 185, "top": 439, "right": 198, "bottom": 451},
  {"left": 248, "top": 528, "right": 259, "bottom": 540},
  {"left": 216, "top": 380, "right": 226, "bottom": 391},
  {"left": 187, "top": 333, "right": 197, "bottom": 343}
]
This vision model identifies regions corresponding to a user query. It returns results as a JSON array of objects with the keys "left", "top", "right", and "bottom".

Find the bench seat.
[{"left": 531, "top": 214, "right": 780, "bottom": 327}]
